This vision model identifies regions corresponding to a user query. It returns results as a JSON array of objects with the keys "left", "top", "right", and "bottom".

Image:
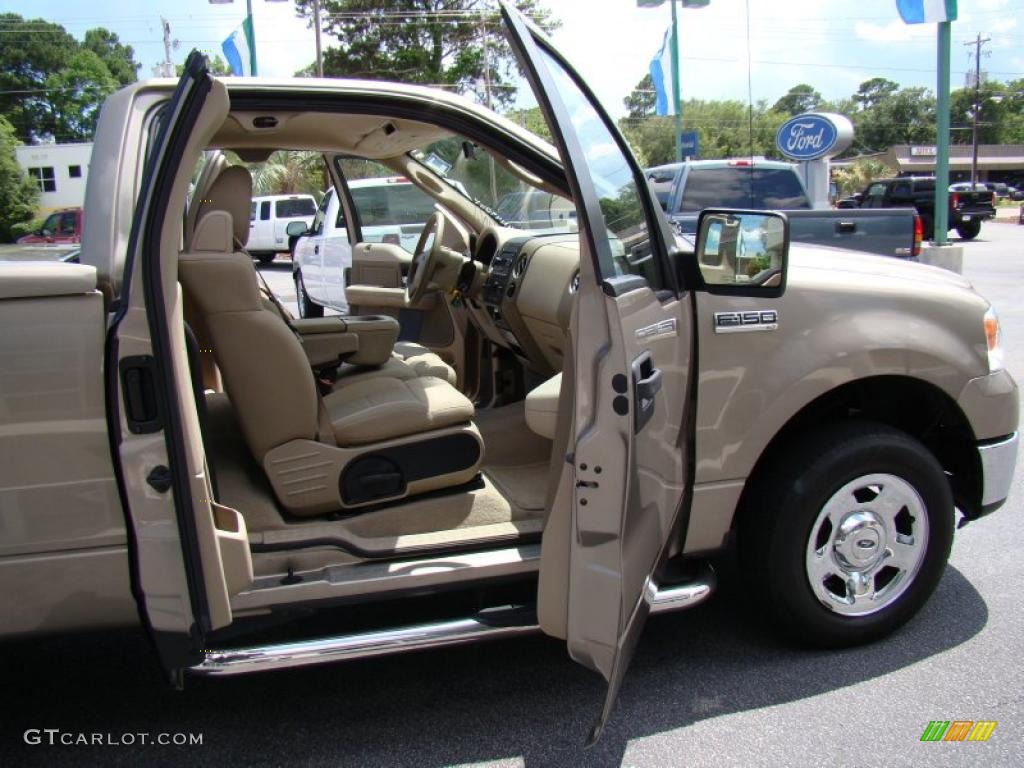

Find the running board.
[{"left": 191, "top": 566, "right": 715, "bottom": 677}]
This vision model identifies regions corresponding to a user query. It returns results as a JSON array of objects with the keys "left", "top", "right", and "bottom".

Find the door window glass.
[
  {"left": 259, "top": 201, "right": 270, "bottom": 221},
  {"left": 59, "top": 212, "right": 77, "bottom": 234},
  {"left": 534, "top": 47, "right": 663, "bottom": 288},
  {"left": 249, "top": 201, "right": 257, "bottom": 222},
  {"left": 312, "top": 190, "right": 330, "bottom": 234},
  {"left": 337, "top": 159, "right": 436, "bottom": 251},
  {"left": 275, "top": 198, "right": 316, "bottom": 218}
]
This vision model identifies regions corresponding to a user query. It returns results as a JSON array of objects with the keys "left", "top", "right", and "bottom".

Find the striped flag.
[
  {"left": 896, "top": 0, "right": 957, "bottom": 23},
  {"left": 650, "top": 27, "right": 675, "bottom": 116},
  {"left": 222, "top": 17, "right": 255, "bottom": 76}
]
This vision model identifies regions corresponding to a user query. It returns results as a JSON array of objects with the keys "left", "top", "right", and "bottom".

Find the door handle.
[
  {"left": 314, "top": 245, "right": 319, "bottom": 255},
  {"left": 836, "top": 221, "right": 856, "bottom": 234},
  {"left": 631, "top": 351, "right": 662, "bottom": 434}
]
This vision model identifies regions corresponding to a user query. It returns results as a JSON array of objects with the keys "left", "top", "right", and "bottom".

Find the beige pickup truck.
[{"left": 0, "top": 6, "right": 1017, "bottom": 741}]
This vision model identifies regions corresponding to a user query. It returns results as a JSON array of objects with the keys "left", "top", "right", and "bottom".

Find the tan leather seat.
[{"left": 179, "top": 168, "right": 482, "bottom": 516}]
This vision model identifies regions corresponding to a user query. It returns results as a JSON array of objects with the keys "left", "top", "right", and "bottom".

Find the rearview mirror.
[
  {"left": 285, "top": 221, "right": 308, "bottom": 237},
  {"left": 695, "top": 209, "right": 788, "bottom": 297}
]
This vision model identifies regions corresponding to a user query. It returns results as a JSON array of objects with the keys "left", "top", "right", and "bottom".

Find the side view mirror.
[
  {"left": 285, "top": 220, "right": 309, "bottom": 237},
  {"left": 695, "top": 209, "right": 788, "bottom": 298}
]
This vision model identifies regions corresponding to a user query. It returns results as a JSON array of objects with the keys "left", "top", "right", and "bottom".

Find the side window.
[
  {"left": 250, "top": 202, "right": 257, "bottom": 222},
  {"left": 340, "top": 161, "right": 437, "bottom": 252},
  {"left": 890, "top": 182, "right": 911, "bottom": 201},
  {"left": 259, "top": 201, "right": 270, "bottom": 221},
  {"left": 535, "top": 47, "right": 664, "bottom": 289},
  {"left": 41, "top": 213, "right": 60, "bottom": 234},
  {"left": 59, "top": 212, "right": 77, "bottom": 234},
  {"left": 865, "top": 183, "right": 887, "bottom": 208}
]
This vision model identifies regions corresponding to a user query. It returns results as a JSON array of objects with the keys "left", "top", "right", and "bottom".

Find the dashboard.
[{"left": 472, "top": 228, "right": 580, "bottom": 374}]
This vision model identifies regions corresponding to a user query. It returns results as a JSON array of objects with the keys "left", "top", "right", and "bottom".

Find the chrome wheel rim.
[{"left": 805, "top": 473, "right": 929, "bottom": 617}]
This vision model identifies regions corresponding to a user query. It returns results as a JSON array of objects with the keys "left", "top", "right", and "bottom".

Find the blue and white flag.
[
  {"left": 896, "top": 0, "right": 957, "bottom": 23},
  {"left": 222, "top": 16, "right": 255, "bottom": 76},
  {"left": 649, "top": 27, "right": 675, "bottom": 116}
]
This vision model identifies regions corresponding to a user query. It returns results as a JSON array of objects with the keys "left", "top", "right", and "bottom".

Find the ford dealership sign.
[{"left": 775, "top": 113, "right": 853, "bottom": 161}]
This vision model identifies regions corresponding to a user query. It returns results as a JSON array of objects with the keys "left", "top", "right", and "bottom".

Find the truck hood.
[{"left": 788, "top": 243, "right": 973, "bottom": 291}]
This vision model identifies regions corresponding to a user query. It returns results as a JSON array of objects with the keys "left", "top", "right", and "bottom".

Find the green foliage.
[
  {"left": 248, "top": 151, "right": 326, "bottom": 196},
  {"left": 0, "top": 15, "right": 140, "bottom": 142},
  {"left": 0, "top": 116, "right": 40, "bottom": 242},
  {"left": 619, "top": 100, "right": 789, "bottom": 166},
  {"left": 176, "top": 55, "right": 233, "bottom": 78},
  {"left": 772, "top": 84, "right": 822, "bottom": 116},
  {"left": 9, "top": 216, "right": 45, "bottom": 240},
  {"left": 504, "top": 107, "right": 552, "bottom": 142},
  {"left": 623, "top": 74, "right": 655, "bottom": 119},
  {"left": 852, "top": 86, "right": 934, "bottom": 153},
  {"left": 293, "top": 1, "right": 557, "bottom": 108},
  {"left": 833, "top": 158, "right": 898, "bottom": 198}
]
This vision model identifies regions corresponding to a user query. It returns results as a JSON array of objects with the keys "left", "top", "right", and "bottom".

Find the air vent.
[{"left": 511, "top": 252, "right": 530, "bottom": 279}]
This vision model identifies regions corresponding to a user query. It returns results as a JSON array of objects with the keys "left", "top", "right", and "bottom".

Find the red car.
[{"left": 16, "top": 207, "right": 83, "bottom": 244}]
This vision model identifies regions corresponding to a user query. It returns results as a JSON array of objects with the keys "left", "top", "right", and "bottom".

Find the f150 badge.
[{"left": 714, "top": 310, "right": 778, "bottom": 333}]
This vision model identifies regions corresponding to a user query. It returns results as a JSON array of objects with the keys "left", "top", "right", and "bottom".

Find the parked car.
[
  {"left": 247, "top": 193, "right": 317, "bottom": 264},
  {"left": 1, "top": 5, "right": 1017, "bottom": 741},
  {"left": 15, "top": 207, "right": 83, "bottom": 244},
  {"left": 840, "top": 177, "right": 995, "bottom": 240},
  {"left": 649, "top": 159, "right": 921, "bottom": 259}
]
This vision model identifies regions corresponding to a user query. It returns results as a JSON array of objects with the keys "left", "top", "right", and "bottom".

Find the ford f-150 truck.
[
  {"left": 648, "top": 159, "right": 922, "bottom": 259},
  {"left": 0, "top": 4, "right": 1016, "bottom": 742},
  {"left": 838, "top": 176, "right": 996, "bottom": 240}
]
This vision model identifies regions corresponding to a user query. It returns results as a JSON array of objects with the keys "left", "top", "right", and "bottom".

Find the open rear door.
[{"left": 501, "top": 4, "right": 695, "bottom": 742}]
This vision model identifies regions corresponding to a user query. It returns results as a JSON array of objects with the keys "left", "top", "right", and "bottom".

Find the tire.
[
  {"left": 294, "top": 271, "right": 323, "bottom": 319},
  {"left": 955, "top": 220, "right": 981, "bottom": 240},
  {"left": 255, "top": 252, "right": 275, "bottom": 266},
  {"left": 738, "top": 421, "right": 954, "bottom": 649}
]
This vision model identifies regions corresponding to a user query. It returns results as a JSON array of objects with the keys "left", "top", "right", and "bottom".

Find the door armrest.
[{"left": 346, "top": 284, "right": 437, "bottom": 311}]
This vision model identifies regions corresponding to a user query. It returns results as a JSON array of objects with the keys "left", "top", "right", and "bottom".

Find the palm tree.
[{"left": 249, "top": 151, "right": 325, "bottom": 196}]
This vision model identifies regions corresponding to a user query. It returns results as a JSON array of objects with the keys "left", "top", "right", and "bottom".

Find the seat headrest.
[{"left": 193, "top": 165, "right": 253, "bottom": 248}]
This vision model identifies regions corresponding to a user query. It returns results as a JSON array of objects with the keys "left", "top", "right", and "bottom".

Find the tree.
[
  {"left": 623, "top": 73, "right": 656, "bottom": 119},
  {"left": 41, "top": 49, "right": 118, "bottom": 142},
  {"left": 82, "top": 28, "right": 140, "bottom": 86},
  {"left": 852, "top": 78, "right": 898, "bottom": 111},
  {"left": 833, "top": 157, "right": 897, "bottom": 198},
  {"left": 176, "top": 55, "right": 233, "bottom": 77},
  {"left": 249, "top": 151, "right": 325, "bottom": 196},
  {"left": 0, "top": 15, "right": 139, "bottom": 142},
  {"left": 293, "top": 1, "right": 557, "bottom": 108},
  {"left": 853, "top": 86, "right": 935, "bottom": 153},
  {"left": 772, "top": 84, "right": 821, "bottom": 116},
  {"left": 0, "top": 115, "right": 40, "bottom": 242},
  {"left": 505, "top": 106, "right": 552, "bottom": 142}
]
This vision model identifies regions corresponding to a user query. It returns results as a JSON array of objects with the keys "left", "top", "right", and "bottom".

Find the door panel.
[
  {"left": 109, "top": 52, "right": 239, "bottom": 680},
  {"left": 502, "top": 3, "right": 693, "bottom": 741}
]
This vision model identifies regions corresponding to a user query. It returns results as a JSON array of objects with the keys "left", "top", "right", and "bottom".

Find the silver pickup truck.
[
  {"left": 0, "top": 4, "right": 1016, "bottom": 742},
  {"left": 648, "top": 159, "right": 921, "bottom": 259}
]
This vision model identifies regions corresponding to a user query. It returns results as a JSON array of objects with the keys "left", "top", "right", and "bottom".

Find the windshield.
[
  {"left": 678, "top": 168, "right": 809, "bottom": 212},
  {"left": 275, "top": 198, "right": 316, "bottom": 218},
  {"left": 411, "top": 137, "right": 576, "bottom": 233}
]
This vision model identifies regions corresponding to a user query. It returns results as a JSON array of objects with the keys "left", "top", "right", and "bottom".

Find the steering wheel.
[{"left": 407, "top": 213, "right": 445, "bottom": 304}]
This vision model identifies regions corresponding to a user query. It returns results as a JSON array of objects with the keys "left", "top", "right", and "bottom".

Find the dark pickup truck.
[
  {"left": 648, "top": 159, "right": 921, "bottom": 259},
  {"left": 838, "top": 176, "right": 995, "bottom": 240}
]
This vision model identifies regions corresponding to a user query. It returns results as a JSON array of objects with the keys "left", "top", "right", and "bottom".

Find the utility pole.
[
  {"left": 161, "top": 17, "right": 174, "bottom": 77},
  {"left": 965, "top": 33, "right": 991, "bottom": 184},
  {"left": 312, "top": 0, "right": 323, "bottom": 77}
]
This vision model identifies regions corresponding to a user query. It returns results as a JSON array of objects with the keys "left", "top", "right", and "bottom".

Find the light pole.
[{"left": 638, "top": 1, "right": 708, "bottom": 163}]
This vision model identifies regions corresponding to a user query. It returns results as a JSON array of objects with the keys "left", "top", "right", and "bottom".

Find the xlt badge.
[{"left": 714, "top": 310, "right": 778, "bottom": 334}]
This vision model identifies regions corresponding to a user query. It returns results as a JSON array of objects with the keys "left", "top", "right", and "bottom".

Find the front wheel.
[
  {"left": 255, "top": 252, "right": 275, "bottom": 266},
  {"left": 738, "top": 421, "right": 954, "bottom": 648},
  {"left": 956, "top": 219, "right": 981, "bottom": 240},
  {"left": 294, "top": 271, "right": 323, "bottom": 319}
]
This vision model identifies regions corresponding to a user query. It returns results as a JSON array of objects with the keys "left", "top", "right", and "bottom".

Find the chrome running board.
[{"left": 191, "top": 565, "right": 715, "bottom": 677}]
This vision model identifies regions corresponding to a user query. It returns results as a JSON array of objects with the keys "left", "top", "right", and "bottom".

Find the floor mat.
[{"left": 484, "top": 463, "right": 549, "bottom": 512}]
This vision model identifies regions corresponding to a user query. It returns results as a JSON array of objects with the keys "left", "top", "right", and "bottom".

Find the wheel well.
[{"left": 740, "top": 375, "right": 982, "bottom": 521}]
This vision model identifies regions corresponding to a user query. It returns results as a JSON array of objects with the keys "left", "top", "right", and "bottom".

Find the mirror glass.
[{"left": 696, "top": 212, "right": 785, "bottom": 287}]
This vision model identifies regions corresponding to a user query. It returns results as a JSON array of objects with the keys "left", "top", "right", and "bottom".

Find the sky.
[{"left": 5, "top": 0, "right": 1022, "bottom": 118}]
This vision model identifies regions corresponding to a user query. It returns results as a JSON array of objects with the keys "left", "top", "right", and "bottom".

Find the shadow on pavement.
[{"left": 0, "top": 561, "right": 987, "bottom": 767}]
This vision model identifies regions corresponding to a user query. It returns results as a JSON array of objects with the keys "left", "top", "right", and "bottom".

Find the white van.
[{"left": 248, "top": 193, "right": 317, "bottom": 264}]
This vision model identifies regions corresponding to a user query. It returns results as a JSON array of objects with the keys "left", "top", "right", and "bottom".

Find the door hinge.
[{"left": 120, "top": 355, "right": 162, "bottom": 434}]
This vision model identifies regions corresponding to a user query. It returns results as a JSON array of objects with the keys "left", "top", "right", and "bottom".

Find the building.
[
  {"left": 14, "top": 142, "right": 93, "bottom": 213},
  {"left": 878, "top": 144, "right": 1024, "bottom": 185}
]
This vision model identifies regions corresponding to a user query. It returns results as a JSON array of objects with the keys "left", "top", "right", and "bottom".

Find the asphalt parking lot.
[{"left": 2, "top": 223, "right": 1023, "bottom": 767}]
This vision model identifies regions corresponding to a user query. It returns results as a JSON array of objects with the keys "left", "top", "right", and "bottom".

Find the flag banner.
[
  {"left": 896, "top": 0, "right": 957, "bottom": 24},
  {"left": 222, "top": 16, "right": 255, "bottom": 76},
  {"left": 650, "top": 27, "right": 675, "bottom": 116},
  {"left": 681, "top": 0, "right": 710, "bottom": 6}
]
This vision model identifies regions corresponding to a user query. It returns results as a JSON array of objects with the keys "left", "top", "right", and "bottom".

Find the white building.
[{"left": 14, "top": 142, "right": 93, "bottom": 213}]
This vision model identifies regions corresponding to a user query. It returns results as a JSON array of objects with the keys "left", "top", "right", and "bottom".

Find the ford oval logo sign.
[{"left": 776, "top": 114, "right": 840, "bottom": 161}]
